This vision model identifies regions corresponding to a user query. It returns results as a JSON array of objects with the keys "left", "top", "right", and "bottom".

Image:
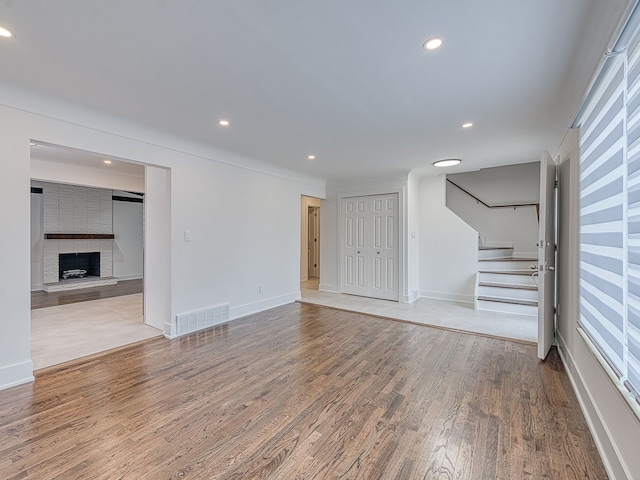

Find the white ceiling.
[{"left": 0, "top": 1, "right": 631, "bottom": 182}]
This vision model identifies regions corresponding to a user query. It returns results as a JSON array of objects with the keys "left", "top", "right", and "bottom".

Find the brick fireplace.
[{"left": 42, "top": 182, "right": 117, "bottom": 292}]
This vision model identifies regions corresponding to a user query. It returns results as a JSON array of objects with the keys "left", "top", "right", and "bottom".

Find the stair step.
[
  {"left": 479, "top": 270, "right": 535, "bottom": 275},
  {"left": 477, "top": 296, "right": 538, "bottom": 307},
  {"left": 479, "top": 282, "right": 537, "bottom": 291},
  {"left": 478, "top": 257, "right": 536, "bottom": 262},
  {"left": 478, "top": 246, "right": 513, "bottom": 250}
]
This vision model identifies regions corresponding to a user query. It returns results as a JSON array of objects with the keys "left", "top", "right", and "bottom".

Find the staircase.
[{"left": 476, "top": 245, "right": 538, "bottom": 317}]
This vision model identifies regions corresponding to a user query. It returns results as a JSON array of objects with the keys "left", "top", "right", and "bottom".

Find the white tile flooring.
[
  {"left": 299, "top": 279, "right": 537, "bottom": 344},
  {"left": 31, "top": 293, "right": 162, "bottom": 370}
]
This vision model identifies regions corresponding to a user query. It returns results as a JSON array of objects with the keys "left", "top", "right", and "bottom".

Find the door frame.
[{"left": 337, "top": 188, "right": 405, "bottom": 302}]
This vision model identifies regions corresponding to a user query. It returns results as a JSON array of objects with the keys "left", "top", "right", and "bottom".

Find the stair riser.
[
  {"left": 478, "top": 272, "right": 538, "bottom": 286},
  {"left": 478, "top": 248, "right": 514, "bottom": 260},
  {"left": 478, "top": 286, "right": 538, "bottom": 302},
  {"left": 478, "top": 260, "right": 538, "bottom": 270},
  {"left": 477, "top": 300, "right": 538, "bottom": 317}
]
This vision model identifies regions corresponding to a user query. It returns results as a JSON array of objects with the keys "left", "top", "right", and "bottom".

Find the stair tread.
[
  {"left": 479, "top": 282, "right": 538, "bottom": 291},
  {"left": 479, "top": 257, "right": 537, "bottom": 262},
  {"left": 478, "top": 246, "right": 513, "bottom": 250},
  {"left": 478, "top": 296, "right": 538, "bottom": 307},
  {"left": 479, "top": 270, "right": 536, "bottom": 275}
]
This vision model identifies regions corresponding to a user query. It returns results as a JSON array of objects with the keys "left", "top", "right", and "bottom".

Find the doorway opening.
[
  {"left": 300, "top": 196, "right": 321, "bottom": 291},
  {"left": 29, "top": 142, "right": 161, "bottom": 370}
]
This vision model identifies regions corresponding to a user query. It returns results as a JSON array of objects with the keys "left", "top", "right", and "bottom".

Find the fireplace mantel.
[{"left": 44, "top": 233, "right": 115, "bottom": 240}]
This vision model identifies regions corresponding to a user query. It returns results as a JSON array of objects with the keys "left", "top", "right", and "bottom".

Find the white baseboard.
[
  {"left": 229, "top": 291, "right": 299, "bottom": 321},
  {"left": 556, "top": 331, "right": 630, "bottom": 480},
  {"left": 419, "top": 290, "right": 474, "bottom": 304},
  {"left": 31, "top": 283, "right": 43, "bottom": 292},
  {"left": 319, "top": 283, "right": 338, "bottom": 293},
  {"left": 0, "top": 360, "right": 34, "bottom": 391},
  {"left": 404, "top": 290, "right": 420, "bottom": 303}
]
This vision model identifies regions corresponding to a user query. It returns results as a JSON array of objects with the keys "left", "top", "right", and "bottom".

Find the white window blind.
[
  {"left": 626, "top": 32, "right": 640, "bottom": 401},
  {"left": 578, "top": 55, "right": 626, "bottom": 376},
  {"left": 577, "top": 23, "right": 640, "bottom": 406}
]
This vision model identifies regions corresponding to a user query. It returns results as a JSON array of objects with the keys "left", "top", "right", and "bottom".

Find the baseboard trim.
[
  {"left": 31, "top": 284, "right": 43, "bottom": 292},
  {"left": 229, "top": 292, "right": 299, "bottom": 320},
  {"left": 0, "top": 360, "right": 35, "bottom": 391},
  {"left": 419, "top": 290, "right": 474, "bottom": 304},
  {"left": 557, "top": 331, "right": 629, "bottom": 480},
  {"left": 319, "top": 284, "right": 338, "bottom": 293}
]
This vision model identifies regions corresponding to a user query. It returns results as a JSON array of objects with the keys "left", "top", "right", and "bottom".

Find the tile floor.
[
  {"left": 299, "top": 283, "right": 537, "bottom": 344},
  {"left": 31, "top": 293, "right": 162, "bottom": 370}
]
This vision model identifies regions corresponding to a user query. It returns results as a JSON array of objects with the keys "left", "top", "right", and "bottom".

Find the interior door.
[
  {"left": 308, "top": 206, "right": 319, "bottom": 277},
  {"left": 342, "top": 196, "right": 368, "bottom": 296},
  {"left": 341, "top": 193, "right": 399, "bottom": 301},
  {"left": 370, "top": 194, "right": 398, "bottom": 301},
  {"left": 538, "top": 151, "right": 557, "bottom": 359}
]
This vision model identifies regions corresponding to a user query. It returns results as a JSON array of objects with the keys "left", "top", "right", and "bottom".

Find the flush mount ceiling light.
[
  {"left": 0, "top": 27, "right": 12, "bottom": 38},
  {"left": 103, "top": 160, "right": 112, "bottom": 165},
  {"left": 422, "top": 37, "right": 443, "bottom": 50},
  {"left": 461, "top": 122, "right": 473, "bottom": 129},
  {"left": 308, "top": 155, "right": 316, "bottom": 160},
  {"left": 433, "top": 158, "right": 461, "bottom": 167},
  {"left": 29, "top": 141, "right": 38, "bottom": 147},
  {"left": 218, "top": 120, "right": 230, "bottom": 126}
]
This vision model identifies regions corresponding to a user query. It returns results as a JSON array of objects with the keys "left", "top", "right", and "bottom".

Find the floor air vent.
[{"left": 176, "top": 303, "right": 230, "bottom": 336}]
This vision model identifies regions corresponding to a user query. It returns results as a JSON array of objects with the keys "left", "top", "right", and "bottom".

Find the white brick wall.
[{"left": 42, "top": 183, "right": 114, "bottom": 284}]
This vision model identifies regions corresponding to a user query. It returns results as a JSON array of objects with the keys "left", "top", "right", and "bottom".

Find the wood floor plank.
[{"left": 0, "top": 303, "right": 607, "bottom": 479}]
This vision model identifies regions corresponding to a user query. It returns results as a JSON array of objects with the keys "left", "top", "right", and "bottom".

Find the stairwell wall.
[
  {"left": 446, "top": 163, "right": 540, "bottom": 257},
  {"left": 418, "top": 175, "right": 477, "bottom": 303}
]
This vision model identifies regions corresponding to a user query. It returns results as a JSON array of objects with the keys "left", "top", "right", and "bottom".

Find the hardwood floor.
[
  {"left": 0, "top": 303, "right": 606, "bottom": 479},
  {"left": 31, "top": 279, "right": 143, "bottom": 309}
]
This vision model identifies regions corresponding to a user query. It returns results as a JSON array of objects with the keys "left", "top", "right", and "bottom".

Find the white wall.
[
  {"left": 0, "top": 94, "right": 325, "bottom": 390},
  {"left": 113, "top": 198, "right": 144, "bottom": 280},
  {"left": 407, "top": 171, "right": 420, "bottom": 302},
  {"left": 320, "top": 177, "right": 410, "bottom": 301},
  {"left": 0, "top": 119, "right": 34, "bottom": 389},
  {"left": 446, "top": 162, "right": 540, "bottom": 257},
  {"left": 419, "top": 175, "right": 478, "bottom": 303},
  {"left": 556, "top": 129, "right": 640, "bottom": 480},
  {"left": 30, "top": 184, "right": 44, "bottom": 291}
]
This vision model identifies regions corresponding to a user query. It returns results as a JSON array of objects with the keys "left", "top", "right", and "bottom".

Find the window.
[{"left": 577, "top": 28, "right": 640, "bottom": 408}]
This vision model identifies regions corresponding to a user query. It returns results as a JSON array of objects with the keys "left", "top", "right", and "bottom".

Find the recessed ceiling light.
[
  {"left": 462, "top": 122, "right": 473, "bottom": 129},
  {"left": 433, "top": 159, "right": 461, "bottom": 167},
  {"left": 30, "top": 141, "right": 37, "bottom": 147},
  {"left": 308, "top": 155, "right": 316, "bottom": 160},
  {"left": 0, "top": 27, "right": 12, "bottom": 38},
  {"left": 103, "top": 160, "right": 112, "bottom": 165},
  {"left": 218, "top": 120, "right": 230, "bottom": 126},
  {"left": 423, "top": 37, "right": 443, "bottom": 50}
]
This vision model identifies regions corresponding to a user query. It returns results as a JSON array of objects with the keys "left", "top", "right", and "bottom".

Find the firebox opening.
[{"left": 59, "top": 252, "right": 100, "bottom": 280}]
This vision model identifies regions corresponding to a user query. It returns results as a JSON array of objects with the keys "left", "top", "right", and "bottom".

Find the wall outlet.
[{"left": 184, "top": 230, "right": 191, "bottom": 242}]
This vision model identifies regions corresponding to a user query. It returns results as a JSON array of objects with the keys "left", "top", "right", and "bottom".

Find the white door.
[
  {"left": 538, "top": 151, "right": 557, "bottom": 359},
  {"left": 341, "top": 193, "right": 399, "bottom": 301},
  {"left": 370, "top": 194, "right": 398, "bottom": 300},
  {"left": 308, "top": 206, "right": 320, "bottom": 277},
  {"left": 343, "top": 196, "right": 368, "bottom": 296}
]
